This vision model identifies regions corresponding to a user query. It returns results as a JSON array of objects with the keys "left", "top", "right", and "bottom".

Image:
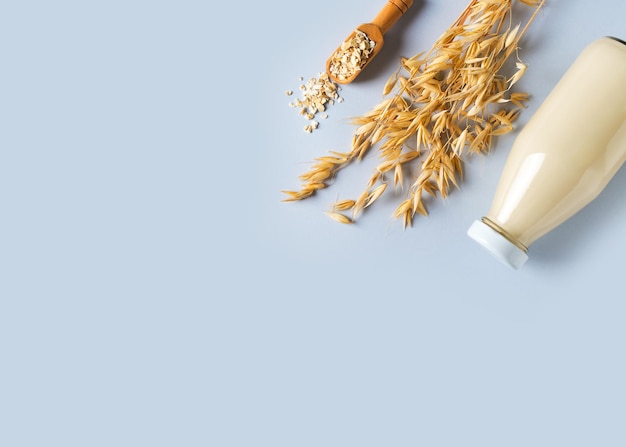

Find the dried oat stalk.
[{"left": 284, "top": 0, "right": 545, "bottom": 227}]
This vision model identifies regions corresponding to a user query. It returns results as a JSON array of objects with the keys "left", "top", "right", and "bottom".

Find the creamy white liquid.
[{"left": 485, "top": 37, "right": 626, "bottom": 249}]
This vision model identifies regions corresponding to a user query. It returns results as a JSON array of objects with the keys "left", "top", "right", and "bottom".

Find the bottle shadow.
[{"left": 530, "top": 166, "right": 626, "bottom": 266}]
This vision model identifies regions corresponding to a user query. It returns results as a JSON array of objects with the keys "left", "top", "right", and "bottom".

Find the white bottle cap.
[{"left": 467, "top": 220, "right": 529, "bottom": 269}]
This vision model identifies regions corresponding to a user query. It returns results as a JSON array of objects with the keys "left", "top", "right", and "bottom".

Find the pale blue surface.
[{"left": 1, "top": 1, "right": 626, "bottom": 446}]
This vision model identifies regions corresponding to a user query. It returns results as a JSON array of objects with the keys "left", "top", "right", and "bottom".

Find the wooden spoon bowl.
[{"left": 326, "top": 0, "right": 413, "bottom": 84}]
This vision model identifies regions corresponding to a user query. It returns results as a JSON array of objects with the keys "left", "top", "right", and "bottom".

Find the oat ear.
[{"left": 284, "top": 0, "right": 546, "bottom": 227}]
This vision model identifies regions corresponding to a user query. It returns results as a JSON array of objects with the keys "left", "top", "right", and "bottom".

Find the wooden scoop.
[{"left": 326, "top": 0, "right": 413, "bottom": 84}]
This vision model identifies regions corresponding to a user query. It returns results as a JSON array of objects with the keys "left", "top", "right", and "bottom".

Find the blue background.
[{"left": 1, "top": 1, "right": 625, "bottom": 446}]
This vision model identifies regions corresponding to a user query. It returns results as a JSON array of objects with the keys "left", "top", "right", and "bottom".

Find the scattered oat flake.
[{"left": 287, "top": 72, "right": 341, "bottom": 133}]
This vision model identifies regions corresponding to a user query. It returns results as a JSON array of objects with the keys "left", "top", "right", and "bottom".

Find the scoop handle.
[{"left": 372, "top": 0, "right": 413, "bottom": 35}]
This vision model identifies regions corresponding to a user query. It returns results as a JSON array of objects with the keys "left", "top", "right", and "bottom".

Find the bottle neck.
[{"left": 481, "top": 217, "right": 529, "bottom": 253}]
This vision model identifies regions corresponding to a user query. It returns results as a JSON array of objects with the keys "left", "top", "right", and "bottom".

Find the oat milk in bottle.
[{"left": 468, "top": 37, "right": 626, "bottom": 269}]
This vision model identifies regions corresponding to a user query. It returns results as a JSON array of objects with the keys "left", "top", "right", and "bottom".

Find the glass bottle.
[{"left": 468, "top": 37, "right": 626, "bottom": 269}]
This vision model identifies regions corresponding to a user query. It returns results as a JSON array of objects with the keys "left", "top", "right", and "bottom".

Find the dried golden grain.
[
  {"left": 393, "top": 164, "right": 404, "bottom": 188},
  {"left": 325, "top": 211, "right": 353, "bottom": 224},
  {"left": 332, "top": 199, "right": 356, "bottom": 211},
  {"left": 508, "top": 62, "right": 528, "bottom": 87},
  {"left": 281, "top": 190, "right": 313, "bottom": 202},
  {"left": 366, "top": 172, "right": 383, "bottom": 190},
  {"left": 365, "top": 184, "right": 388, "bottom": 208},
  {"left": 352, "top": 190, "right": 370, "bottom": 218},
  {"left": 399, "top": 151, "right": 421, "bottom": 163}
]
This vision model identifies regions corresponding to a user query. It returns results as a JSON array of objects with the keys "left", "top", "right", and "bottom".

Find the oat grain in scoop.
[{"left": 328, "top": 30, "right": 376, "bottom": 82}]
